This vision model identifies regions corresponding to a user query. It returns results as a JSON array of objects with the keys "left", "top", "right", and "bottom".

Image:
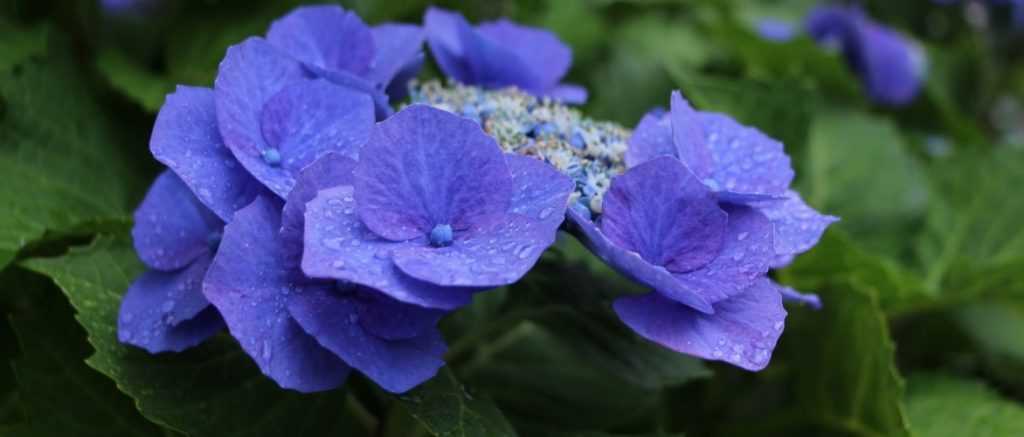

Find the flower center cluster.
[{"left": 409, "top": 81, "right": 631, "bottom": 215}]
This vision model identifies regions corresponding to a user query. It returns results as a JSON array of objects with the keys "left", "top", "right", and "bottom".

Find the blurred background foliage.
[{"left": 1, "top": 0, "right": 1024, "bottom": 436}]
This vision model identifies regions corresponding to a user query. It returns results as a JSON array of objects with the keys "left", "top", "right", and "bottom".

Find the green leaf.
[
  {"left": 917, "top": 148, "right": 1024, "bottom": 295},
  {"left": 778, "top": 230, "right": 927, "bottom": 311},
  {"left": 22, "top": 235, "right": 360, "bottom": 437},
  {"left": 164, "top": 1, "right": 307, "bottom": 86},
  {"left": 905, "top": 373, "right": 1024, "bottom": 437},
  {"left": 0, "top": 21, "right": 46, "bottom": 73},
  {"left": 5, "top": 268, "right": 164, "bottom": 436},
  {"left": 0, "top": 49, "right": 153, "bottom": 269},
  {"left": 783, "top": 285, "right": 912, "bottom": 437},
  {"left": 802, "top": 110, "right": 929, "bottom": 255},
  {"left": 397, "top": 368, "right": 518, "bottom": 437},
  {"left": 97, "top": 48, "right": 175, "bottom": 112}
]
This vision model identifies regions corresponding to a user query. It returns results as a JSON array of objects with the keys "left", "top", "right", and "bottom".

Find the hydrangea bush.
[{"left": 5, "top": 1, "right": 1024, "bottom": 436}]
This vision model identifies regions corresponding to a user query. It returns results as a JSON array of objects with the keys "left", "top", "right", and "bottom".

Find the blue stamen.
[
  {"left": 261, "top": 148, "right": 282, "bottom": 166},
  {"left": 429, "top": 224, "right": 454, "bottom": 247}
]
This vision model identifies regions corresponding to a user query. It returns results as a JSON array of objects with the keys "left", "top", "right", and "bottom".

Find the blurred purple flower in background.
[
  {"left": 806, "top": 5, "right": 926, "bottom": 106},
  {"left": 424, "top": 7, "right": 588, "bottom": 103}
]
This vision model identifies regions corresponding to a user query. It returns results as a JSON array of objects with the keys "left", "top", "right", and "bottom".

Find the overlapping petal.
[
  {"left": 266, "top": 5, "right": 375, "bottom": 76},
  {"left": 288, "top": 286, "right": 446, "bottom": 393},
  {"left": 354, "top": 104, "right": 513, "bottom": 241},
  {"left": 565, "top": 208, "right": 714, "bottom": 314},
  {"left": 668, "top": 91, "right": 712, "bottom": 179},
  {"left": 423, "top": 7, "right": 586, "bottom": 102},
  {"left": 118, "top": 256, "right": 224, "bottom": 353},
  {"left": 755, "top": 190, "right": 838, "bottom": 267},
  {"left": 302, "top": 186, "right": 475, "bottom": 310},
  {"left": 280, "top": 152, "right": 357, "bottom": 260},
  {"left": 674, "top": 205, "right": 774, "bottom": 303},
  {"left": 700, "top": 112, "right": 793, "bottom": 200},
  {"left": 150, "top": 86, "right": 264, "bottom": 221},
  {"left": 601, "top": 157, "right": 726, "bottom": 273},
  {"left": 613, "top": 278, "right": 787, "bottom": 371},
  {"left": 132, "top": 171, "right": 223, "bottom": 271},
  {"left": 204, "top": 196, "right": 351, "bottom": 392},
  {"left": 214, "top": 37, "right": 308, "bottom": 197}
]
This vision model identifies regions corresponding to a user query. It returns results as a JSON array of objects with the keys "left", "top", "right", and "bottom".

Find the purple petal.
[
  {"left": 354, "top": 105, "right": 513, "bottom": 241},
  {"left": 423, "top": 7, "right": 475, "bottom": 84},
  {"left": 565, "top": 208, "right": 713, "bottom": 314},
  {"left": 281, "top": 153, "right": 357, "bottom": 261},
  {"left": 669, "top": 91, "right": 713, "bottom": 180},
  {"left": 547, "top": 83, "right": 588, "bottom": 104},
  {"left": 214, "top": 37, "right": 307, "bottom": 197},
  {"left": 700, "top": 112, "right": 793, "bottom": 200},
  {"left": 367, "top": 23, "right": 425, "bottom": 90},
  {"left": 132, "top": 171, "right": 222, "bottom": 271},
  {"left": 506, "top": 154, "right": 573, "bottom": 230},
  {"left": 601, "top": 157, "right": 727, "bottom": 273},
  {"left": 613, "top": 278, "right": 787, "bottom": 371},
  {"left": 391, "top": 214, "right": 554, "bottom": 288},
  {"left": 352, "top": 289, "right": 445, "bottom": 340},
  {"left": 150, "top": 86, "right": 263, "bottom": 221},
  {"left": 118, "top": 257, "right": 224, "bottom": 353},
  {"left": 778, "top": 283, "right": 823, "bottom": 309},
  {"left": 476, "top": 18, "right": 571, "bottom": 91},
  {"left": 674, "top": 205, "right": 774, "bottom": 304},
  {"left": 757, "top": 18, "right": 797, "bottom": 42},
  {"left": 288, "top": 286, "right": 446, "bottom": 393},
  {"left": 309, "top": 66, "right": 394, "bottom": 120},
  {"left": 755, "top": 190, "right": 838, "bottom": 267},
  {"left": 303, "top": 186, "right": 475, "bottom": 310},
  {"left": 265, "top": 5, "right": 374, "bottom": 76},
  {"left": 204, "top": 196, "right": 350, "bottom": 392},
  {"left": 625, "top": 109, "right": 673, "bottom": 168},
  {"left": 259, "top": 78, "right": 373, "bottom": 176}
]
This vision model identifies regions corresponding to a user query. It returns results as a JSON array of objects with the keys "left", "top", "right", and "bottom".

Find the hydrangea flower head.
[
  {"left": 119, "top": 171, "right": 225, "bottom": 353},
  {"left": 567, "top": 157, "right": 785, "bottom": 370},
  {"left": 423, "top": 7, "right": 587, "bottom": 103},
  {"left": 806, "top": 5, "right": 925, "bottom": 106},
  {"left": 627, "top": 91, "right": 836, "bottom": 267},
  {"left": 301, "top": 104, "right": 574, "bottom": 309}
]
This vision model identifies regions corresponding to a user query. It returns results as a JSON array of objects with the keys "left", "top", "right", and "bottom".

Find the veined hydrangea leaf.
[
  {"left": 802, "top": 110, "right": 929, "bottom": 255},
  {"left": 783, "top": 284, "right": 912, "bottom": 437},
  {"left": 396, "top": 368, "right": 518, "bottom": 437},
  {"left": 906, "top": 373, "right": 1024, "bottom": 437},
  {"left": 778, "top": 230, "right": 926, "bottom": 312},
  {"left": 0, "top": 51, "right": 153, "bottom": 269},
  {"left": 917, "top": 148, "right": 1024, "bottom": 296},
  {"left": 953, "top": 301, "right": 1024, "bottom": 391},
  {"left": 21, "top": 235, "right": 363, "bottom": 437},
  {"left": 5, "top": 268, "right": 164, "bottom": 436}
]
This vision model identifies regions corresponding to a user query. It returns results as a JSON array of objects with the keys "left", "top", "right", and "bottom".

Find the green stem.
[
  {"left": 345, "top": 391, "right": 379, "bottom": 435},
  {"left": 444, "top": 305, "right": 571, "bottom": 366}
]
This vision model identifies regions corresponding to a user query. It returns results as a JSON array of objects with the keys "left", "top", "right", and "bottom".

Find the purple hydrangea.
[
  {"left": 566, "top": 157, "right": 786, "bottom": 370},
  {"left": 624, "top": 91, "right": 836, "bottom": 268},
  {"left": 756, "top": 18, "right": 798, "bottom": 42},
  {"left": 119, "top": 171, "right": 225, "bottom": 353},
  {"left": 806, "top": 5, "right": 925, "bottom": 106},
  {"left": 423, "top": 7, "right": 587, "bottom": 104},
  {"left": 561, "top": 90, "right": 836, "bottom": 369},
  {"left": 301, "top": 105, "right": 574, "bottom": 309}
]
